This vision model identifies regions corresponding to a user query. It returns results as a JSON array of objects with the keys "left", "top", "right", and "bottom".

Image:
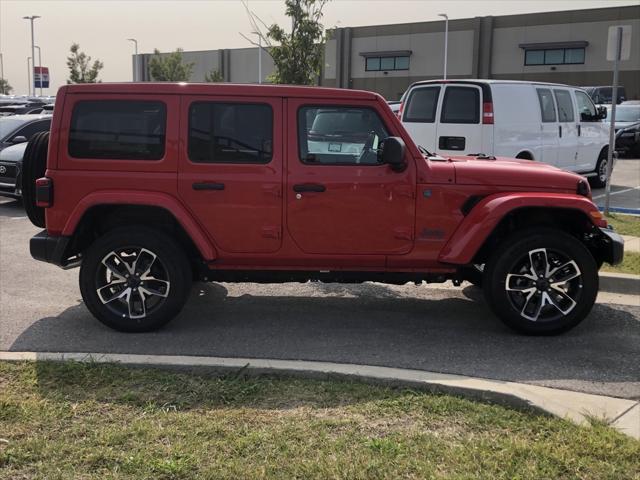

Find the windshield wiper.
[{"left": 418, "top": 145, "right": 434, "bottom": 157}]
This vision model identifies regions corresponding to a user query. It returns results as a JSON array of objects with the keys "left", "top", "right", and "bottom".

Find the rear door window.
[
  {"left": 188, "top": 102, "right": 273, "bottom": 164},
  {"left": 554, "top": 90, "right": 575, "bottom": 122},
  {"left": 440, "top": 87, "right": 479, "bottom": 124},
  {"left": 69, "top": 100, "right": 166, "bottom": 160},
  {"left": 403, "top": 86, "right": 440, "bottom": 123},
  {"left": 536, "top": 88, "right": 557, "bottom": 122}
]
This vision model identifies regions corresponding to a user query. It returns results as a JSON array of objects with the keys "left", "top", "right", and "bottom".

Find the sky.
[{"left": 1, "top": 0, "right": 638, "bottom": 95}]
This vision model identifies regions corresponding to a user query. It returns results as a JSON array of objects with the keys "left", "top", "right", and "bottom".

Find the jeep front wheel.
[
  {"left": 79, "top": 227, "right": 192, "bottom": 332},
  {"left": 483, "top": 229, "right": 598, "bottom": 335}
]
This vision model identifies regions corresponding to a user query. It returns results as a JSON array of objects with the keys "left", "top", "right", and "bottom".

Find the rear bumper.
[
  {"left": 598, "top": 227, "right": 624, "bottom": 266},
  {"left": 30, "top": 230, "right": 80, "bottom": 269}
]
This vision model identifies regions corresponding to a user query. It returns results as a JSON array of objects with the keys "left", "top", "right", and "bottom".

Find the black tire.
[
  {"left": 483, "top": 228, "right": 598, "bottom": 335},
  {"left": 588, "top": 149, "right": 609, "bottom": 189},
  {"left": 20, "top": 131, "right": 49, "bottom": 228},
  {"left": 79, "top": 227, "right": 192, "bottom": 332}
]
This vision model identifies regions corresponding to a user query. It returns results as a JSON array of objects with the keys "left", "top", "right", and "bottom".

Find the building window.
[
  {"left": 525, "top": 47, "right": 585, "bottom": 66},
  {"left": 365, "top": 55, "right": 410, "bottom": 71}
]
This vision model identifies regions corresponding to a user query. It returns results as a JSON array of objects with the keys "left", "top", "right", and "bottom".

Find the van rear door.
[
  {"left": 401, "top": 84, "right": 441, "bottom": 152},
  {"left": 435, "top": 84, "right": 484, "bottom": 155}
]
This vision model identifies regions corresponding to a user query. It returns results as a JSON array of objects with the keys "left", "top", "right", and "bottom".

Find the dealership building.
[{"left": 134, "top": 4, "right": 640, "bottom": 100}]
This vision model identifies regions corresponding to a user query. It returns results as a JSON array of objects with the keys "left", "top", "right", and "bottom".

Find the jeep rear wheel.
[
  {"left": 79, "top": 227, "right": 192, "bottom": 332},
  {"left": 21, "top": 131, "right": 49, "bottom": 228},
  {"left": 483, "top": 229, "right": 598, "bottom": 335}
]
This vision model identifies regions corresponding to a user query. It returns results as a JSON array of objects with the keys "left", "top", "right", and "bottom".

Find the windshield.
[
  {"left": 0, "top": 118, "right": 24, "bottom": 139},
  {"left": 610, "top": 106, "right": 640, "bottom": 123}
]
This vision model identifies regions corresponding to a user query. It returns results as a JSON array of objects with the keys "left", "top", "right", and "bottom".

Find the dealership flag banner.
[{"left": 34, "top": 67, "right": 50, "bottom": 89}]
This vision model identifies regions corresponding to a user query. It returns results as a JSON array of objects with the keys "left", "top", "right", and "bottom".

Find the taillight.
[
  {"left": 397, "top": 102, "right": 404, "bottom": 120},
  {"left": 482, "top": 102, "right": 494, "bottom": 124},
  {"left": 35, "top": 177, "right": 53, "bottom": 207}
]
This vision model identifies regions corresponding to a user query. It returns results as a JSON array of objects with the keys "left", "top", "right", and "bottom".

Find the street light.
[
  {"left": 23, "top": 15, "right": 40, "bottom": 96},
  {"left": 27, "top": 57, "right": 32, "bottom": 95},
  {"left": 127, "top": 38, "right": 138, "bottom": 82},
  {"left": 34, "top": 45, "right": 42, "bottom": 96},
  {"left": 438, "top": 13, "right": 449, "bottom": 80}
]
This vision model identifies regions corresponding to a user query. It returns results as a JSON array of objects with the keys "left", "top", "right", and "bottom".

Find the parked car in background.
[
  {"left": 582, "top": 86, "right": 626, "bottom": 105},
  {"left": 400, "top": 80, "right": 611, "bottom": 187},
  {"left": 604, "top": 104, "right": 640, "bottom": 131},
  {"left": 0, "top": 142, "right": 27, "bottom": 198},
  {"left": 615, "top": 122, "right": 640, "bottom": 158},
  {"left": 0, "top": 115, "right": 52, "bottom": 153},
  {"left": 388, "top": 101, "right": 401, "bottom": 117}
]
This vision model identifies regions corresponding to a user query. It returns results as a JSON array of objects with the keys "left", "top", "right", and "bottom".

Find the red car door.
[
  {"left": 178, "top": 95, "right": 283, "bottom": 254},
  {"left": 286, "top": 99, "right": 416, "bottom": 255}
]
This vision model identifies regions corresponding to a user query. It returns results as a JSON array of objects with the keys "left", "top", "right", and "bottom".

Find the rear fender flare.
[
  {"left": 63, "top": 191, "right": 217, "bottom": 261},
  {"left": 438, "top": 192, "right": 604, "bottom": 265}
]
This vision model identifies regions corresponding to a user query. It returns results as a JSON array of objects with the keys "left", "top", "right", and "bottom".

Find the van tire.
[
  {"left": 588, "top": 149, "right": 609, "bottom": 188},
  {"left": 79, "top": 227, "right": 192, "bottom": 332},
  {"left": 20, "top": 131, "right": 49, "bottom": 228}
]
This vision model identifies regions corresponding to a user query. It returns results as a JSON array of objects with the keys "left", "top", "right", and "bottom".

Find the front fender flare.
[
  {"left": 62, "top": 191, "right": 217, "bottom": 261},
  {"left": 438, "top": 192, "right": 604, "bottom": 265}
]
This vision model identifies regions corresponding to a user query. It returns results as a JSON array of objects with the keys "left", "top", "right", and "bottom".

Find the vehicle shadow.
[
  {"left": 9, "top": 282, "right": 640, "bottom": 399},
  {"left": 0, "top": 198, "right": 25, "bottom": 218}
]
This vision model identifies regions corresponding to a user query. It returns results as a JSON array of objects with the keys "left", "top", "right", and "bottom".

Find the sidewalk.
[{"left": 622, "top": 235, "right": 640, "bottom": 253}]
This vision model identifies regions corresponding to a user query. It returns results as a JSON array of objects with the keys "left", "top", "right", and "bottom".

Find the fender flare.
[
  {"left": 438, "top": 192, "right": 604, "bottom": 265},
  {"left": 62, "top": 191, "right": 217, "bottom": 261}
]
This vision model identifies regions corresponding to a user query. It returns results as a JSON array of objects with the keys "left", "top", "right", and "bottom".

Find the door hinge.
[
  {"left": 262, "top": 185, "right": 282, "bottom": 198},
  {"left": 261, "top": 226, "right": 281, "bottom": 240},
  {"left": 393, "top": 227, "right": 414, "bottom": 241}
]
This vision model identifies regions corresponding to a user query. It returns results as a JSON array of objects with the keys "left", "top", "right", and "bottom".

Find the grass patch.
[
  {"left": 1, "top": 361, "right": 638, "bottom": 479},
  {"left": 606, "top": 213, "right": 640, "bottom": 237},
  {"left": 602, "top": 251, "right": 640, "bottom": 275}
]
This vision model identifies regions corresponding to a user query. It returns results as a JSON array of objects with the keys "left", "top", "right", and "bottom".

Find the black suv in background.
[{"left": 582, "top": 86, "right": 627, "bottom": 105}]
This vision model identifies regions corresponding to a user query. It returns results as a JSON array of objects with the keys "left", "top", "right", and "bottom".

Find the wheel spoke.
[
  {"left": 528, "top": 248, "right": 550, "bottom": 278},
  {"left": 139, "top": 279, "right": 170, "bottom": 299},
  {"left": 133, "top": 248, "right": 157, "bottom": 277},
  {"left": 127, "top": 289, "right": 146, "bottom": 319},
  {"left": 97, "top": 284, "right": 129, "bottom": 304},
  {"left": 546, "top": 288, "right": 577, "bottom": 315},
  {"left": 505, "top": 274, "right": 536, "bottom": 292},
  {"left": 549, "top": 260, "right": 581, "bottom": 284},
  {"left": 521, "top": 290, "right": 545, "bottom": 322},
  {"left": 102, "top": 251, "right": 133, "bottom": 279}
]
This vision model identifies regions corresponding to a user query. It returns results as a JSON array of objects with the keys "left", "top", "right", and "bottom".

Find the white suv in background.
[{"left": 399, "top": 80, "right": 611, "bottom": 187}]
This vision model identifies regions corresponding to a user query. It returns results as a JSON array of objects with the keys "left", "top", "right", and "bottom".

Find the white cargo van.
[{"left": 400, "top": 80, "right": 611, "bottom": 187}]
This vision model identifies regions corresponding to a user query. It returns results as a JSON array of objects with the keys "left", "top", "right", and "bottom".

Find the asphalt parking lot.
[
  {"left": 592, "top": 158, "right": 640, "bottom": 213},
  {"left": 0, "top": 193, "right": 638, "bottom": 400}
]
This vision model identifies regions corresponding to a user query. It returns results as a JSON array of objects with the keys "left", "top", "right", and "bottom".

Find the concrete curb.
[
  {"left": 600, "top": 272, "right": 640, "bottom": 295},
  {"left": 1, "top": 351, "right": 638, "bottom": 440}
]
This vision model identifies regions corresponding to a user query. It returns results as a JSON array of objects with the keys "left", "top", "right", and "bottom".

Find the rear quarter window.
[
  {"left": 69, "top": 100, "right": 166, "bottom": 160},
  {"left": 403, "top": 86, "right": 440, "bottom": 123}
]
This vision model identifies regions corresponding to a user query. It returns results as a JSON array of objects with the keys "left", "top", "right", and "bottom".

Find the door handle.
[
  {"left": 193, "top": 182, "right": 225, "bottom": 191},
  {"left": 293, "top": 183, "right": 326, "bottom": 193},
  {"left": 559, "top": 125, "right": 562, "bottom": 138}
]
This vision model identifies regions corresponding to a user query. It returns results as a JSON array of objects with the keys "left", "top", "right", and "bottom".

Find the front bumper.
[
  {"left": 30, "top": 230, "right": 80, "bottom": 269},
  {"left": 598, "top": 227, "right": 624, "bottom": 266}
]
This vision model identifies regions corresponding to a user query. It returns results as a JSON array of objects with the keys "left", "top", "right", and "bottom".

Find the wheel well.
[
  {"left": 472, "top": 207, "right": 603, "bottom": 265},
  {"left": 515, "top": 151, "right": 534, "bottom": 160},
  {"left": 68, "top": 205, "right": 204, "bottom": 274}
]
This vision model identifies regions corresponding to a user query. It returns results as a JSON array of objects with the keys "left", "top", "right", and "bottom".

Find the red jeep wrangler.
[{"left": 23, "top": 83, "right": 623, "bottom": 335}]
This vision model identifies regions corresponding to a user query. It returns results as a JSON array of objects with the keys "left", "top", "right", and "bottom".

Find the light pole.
[
  {"left": 27, "top": 57, "right": 32, "bottom": 95},
  {"left": 127, "top": 38, "right": 138, "bottom": 82},
  {"left": 258, "top": 35, "right": 262, "bottom": 84},
  {"left": 34, "top": 45, "right": 42, "bottom": 96},
  {"left": 438, "top": 13, "right": 448, "bottom": 80},
  {"left": 0, "top": 53, "right": 4, "bottom": 94},
  {"left": 23, "top": 15, "right": 40, "bottom": 96}
]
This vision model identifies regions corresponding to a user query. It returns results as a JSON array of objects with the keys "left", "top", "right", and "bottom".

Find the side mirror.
[
  {"left": 11, "top": 136, "right": 27, "bottom": 144},
  {"left": 597, "top": 106, "right": 607, "bottom": 120},
  {"left": 379, "top": 136, "right": 406, "bottom": 172}
]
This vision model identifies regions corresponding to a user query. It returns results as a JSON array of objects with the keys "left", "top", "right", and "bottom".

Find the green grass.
[
  {"left": 606, "top": 213, "right": 640, "bottom": 237},
  {"left": 1, "top": 361, "right": 638, "bottom": 480},
  {"left": 602, "top": 251, "right": 640, "bottom": 275}
]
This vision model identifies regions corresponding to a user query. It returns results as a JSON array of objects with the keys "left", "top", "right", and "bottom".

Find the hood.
[{"left": 448, "top": 155, "right": 584, "bottom": 191}]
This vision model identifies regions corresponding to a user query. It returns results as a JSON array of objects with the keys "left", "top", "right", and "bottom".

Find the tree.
[
  {"left": 148, "top": 49, "right": 194, "bottom": 81},
  {"left": 204, "top": 69, "right": 224, "bottom": 82},
  {"left": 66, "top": 43, "right": 103, "bottom": 84},
  {"left": 242, "top": 0, "right": 328, "bottom": 85},
  {"left": 0, "top": 79, "right": 12, "bottom": 94}
]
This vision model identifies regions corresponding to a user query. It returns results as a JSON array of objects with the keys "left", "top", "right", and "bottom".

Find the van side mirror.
[
  {"left": 597, "top": 106, "right": 607, "bottom": 120},
  {"left": 11, "top": 136, "right": 27, "bottom": 144},
  {"left": 379, "top": 137, "right": 406, "bottom": 172}
]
